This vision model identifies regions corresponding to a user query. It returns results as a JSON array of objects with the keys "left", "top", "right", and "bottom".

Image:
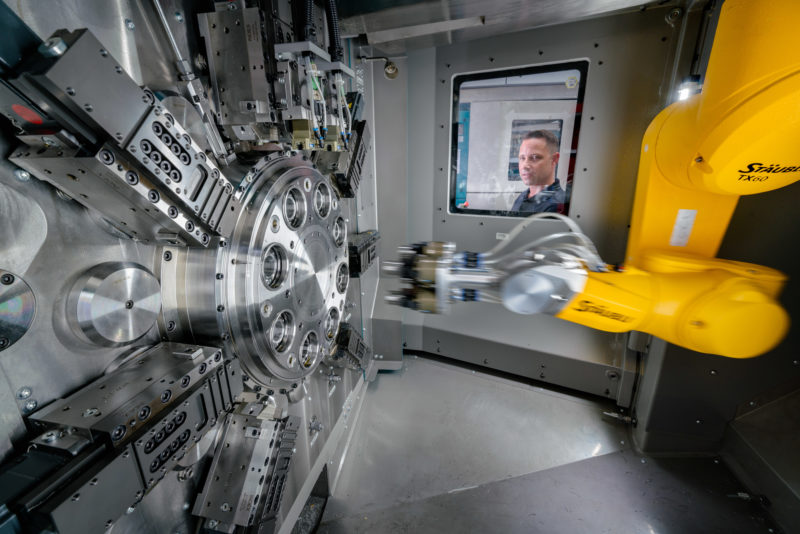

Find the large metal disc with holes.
[
  {"left": 68, "top": 262, "right": 161, "bottom": 346},
  {"left": 0, "top": 270, "right": 35, "bottom": 351},
  {"left": 219, "top": 154, "right": 347, "bottom": 383}
]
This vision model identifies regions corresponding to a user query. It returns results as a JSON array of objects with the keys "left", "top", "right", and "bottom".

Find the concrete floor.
[{"left": 316, "top": 355, "right": 779, "bottom": 533}]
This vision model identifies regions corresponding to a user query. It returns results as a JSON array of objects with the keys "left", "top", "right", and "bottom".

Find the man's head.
[{"left": 518, "top": 130, "right": 560, "bottom": 187}]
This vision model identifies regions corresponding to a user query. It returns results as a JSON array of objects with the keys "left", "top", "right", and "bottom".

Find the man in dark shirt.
[{"left": 511, "top": 130, "right": 566, "bottom": 213}]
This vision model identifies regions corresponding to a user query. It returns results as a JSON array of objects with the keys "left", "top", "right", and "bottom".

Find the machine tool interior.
[{"left": 0, "top": 0, "right": 798, "bottom": 533}]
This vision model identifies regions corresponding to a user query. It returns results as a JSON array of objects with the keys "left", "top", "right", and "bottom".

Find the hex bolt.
[
  {"left": 216, "top": 273, "right": 224, "bottom": 280},
  {"left": 125, "top": 18, "right": 135, "bottom": 30},
  {"left": 1, "top": 274, "right": 14, "bottom": 285},
  {"left": 208, "top": 520, "right": 219, "bottom": 528}
]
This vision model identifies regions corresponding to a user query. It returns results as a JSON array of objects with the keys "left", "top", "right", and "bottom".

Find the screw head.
[
  {"left": 125, "top": 18, "right": 135, "bottom": 30},
  {"left": 16, "top": 386, "right": 32, "bottom": 399},
  {"left": 24, "top": 399, "right": 38, "bottom": 412},
  {"left": 38, "top": 36, "right": 67, "bottom": 57},
  {"left": 13, "top": 169, "right": 31, "bottom": 182},
  {"left": 1, "top": 274, "right": 14, "bottom": 285}
]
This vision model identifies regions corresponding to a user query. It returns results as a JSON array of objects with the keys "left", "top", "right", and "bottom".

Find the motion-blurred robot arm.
[{"left": 384, "top": 0, "right": 799, "bottom": 359}]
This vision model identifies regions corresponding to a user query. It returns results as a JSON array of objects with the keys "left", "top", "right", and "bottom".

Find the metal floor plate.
[
  {"left": 320, "top": 449, "right": 777, "bottom": 534},
  {"left": 323, "top": 355, "right": 628, "bottom": 521},
  {"left": 320, "top": 355, "right": 777, "bottom": 534}
]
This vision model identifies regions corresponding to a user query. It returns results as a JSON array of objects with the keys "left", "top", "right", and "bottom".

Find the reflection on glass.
[{"left": 450, "top": 61, "right": 588, "bottom": 217}]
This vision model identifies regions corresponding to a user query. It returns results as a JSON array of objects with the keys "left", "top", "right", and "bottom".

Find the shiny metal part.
[
  {"left": 150, "top": 0, "right": 229, "bottom": 161},
  {"left": 0, "top": 270, "right": 35, "bottom": 352},
  {"left": 500, "top": 264, "right": 587, "bottom": 315},
  {"left": 67, "top": 262, "right": 161, "bottom": 347},
  {"left": 198, "top": 6, "right": 275, "bottom": 146},
  {"left": 0, "top": 4, "right": 375, "bottom": 534},
  {"left": 340, "top": 0, "right": 655, "bottom": 54},
  {"left": 193, "top": 413, "right": 300, "bottom": 532},
  {"left": 29, "top": 343, "right": 229, "bottom": 446},
  {"left": 160, "top": 154, "right": 347, "bottom": 384},
  {"left": 38, "top": 36, "right": 67, "bottom": 57}
]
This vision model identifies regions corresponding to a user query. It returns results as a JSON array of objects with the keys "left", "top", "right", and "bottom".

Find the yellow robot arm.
[
  {"left": 385, "top": 0, "right": 798, "bottom": 359},
  {"left": 556, "top": 0, "right": 799, "bottom": 358}
]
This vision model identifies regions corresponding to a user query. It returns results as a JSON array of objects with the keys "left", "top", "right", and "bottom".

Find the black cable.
[
  {"left": 324, "top": 0, "right": 343, "bottom": 62},
  {"left": 304, "top": 0, "right": 315, "bottom": 42}
]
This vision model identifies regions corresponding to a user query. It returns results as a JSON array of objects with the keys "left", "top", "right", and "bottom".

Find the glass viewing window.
[{"left": 449, "top": 60, "right": 589, "bottom": 216}]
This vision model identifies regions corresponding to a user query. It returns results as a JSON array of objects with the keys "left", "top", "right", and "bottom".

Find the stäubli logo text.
[
  {"left": 573, "top": 300, "right": 634, "bottom": 323},
  {"left": 737, "top": 162, "right": 800, "bottom": 182}
]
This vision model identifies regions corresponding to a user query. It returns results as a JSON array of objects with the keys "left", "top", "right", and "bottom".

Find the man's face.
[{"left": 518, "top": 138, "right": 559, "bottom": 187}]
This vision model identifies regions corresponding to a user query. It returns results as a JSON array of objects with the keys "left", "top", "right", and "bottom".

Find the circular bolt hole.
[
  {"left": 111, "top": 425, "right": 127, "bottom": 441},
  {"left": 283, "top": 187, "right": 306, "bottom": 229},
  {"left": 261, "top": 244, "right": 288, "bottom": 289},
  {"left": 138, "top": 406, "right": 151, "bottom": 420},
  {"left": 269, "top": 311, "right": 296, "bottom": 353}
]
